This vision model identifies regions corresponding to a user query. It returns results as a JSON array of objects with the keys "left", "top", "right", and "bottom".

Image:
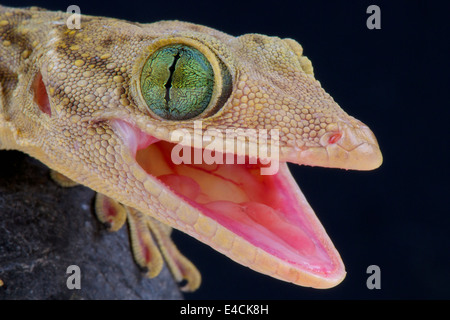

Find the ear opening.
[{"left": 32, "top": 71, "right": 51, "bottom": 116}]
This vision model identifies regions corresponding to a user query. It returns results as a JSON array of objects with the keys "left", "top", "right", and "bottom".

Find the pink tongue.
[
  {"left": 203, "top": 201, "right": 316, "bottom": 256},
  {"left": 244, "top": 202, "right": 316, "bottom": 256},
  {"left": 159, "top": 173, "right": 316, "bottom": 257}
]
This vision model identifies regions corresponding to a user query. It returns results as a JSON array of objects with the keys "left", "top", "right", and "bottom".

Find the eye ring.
[{"left": 132, "top": 37, "right": 231, "bottom": 122}]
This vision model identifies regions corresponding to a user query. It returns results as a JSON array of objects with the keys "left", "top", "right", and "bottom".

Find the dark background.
[{"left": 2, "top": 0, "right": 449, "bottom": 299}]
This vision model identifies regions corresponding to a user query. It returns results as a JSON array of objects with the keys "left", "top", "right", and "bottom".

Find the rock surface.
[{"left": 0, "top": 151, "right": 182, "bottom": 300}]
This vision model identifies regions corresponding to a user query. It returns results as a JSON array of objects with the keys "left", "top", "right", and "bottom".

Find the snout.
[{"left": 282, "top": 117, "right": 383, "bottom": 171}]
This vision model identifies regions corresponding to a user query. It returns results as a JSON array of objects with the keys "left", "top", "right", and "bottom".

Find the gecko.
[{"left": 0, "top": 5, "right": 382, "bottom": 292}]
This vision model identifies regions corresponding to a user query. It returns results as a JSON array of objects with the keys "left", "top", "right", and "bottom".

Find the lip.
[{"left": 110, "top": 118, "right": 347, "bottom": 288}]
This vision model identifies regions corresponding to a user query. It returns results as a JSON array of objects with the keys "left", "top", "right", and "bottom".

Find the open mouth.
[{"left": 111, "top": 119, "right": 345, "bottom": 288}]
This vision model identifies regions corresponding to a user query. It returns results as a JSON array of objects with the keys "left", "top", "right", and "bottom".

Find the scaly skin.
[{"left": 0, "top": 6, "right": 382, "bottom": 290}]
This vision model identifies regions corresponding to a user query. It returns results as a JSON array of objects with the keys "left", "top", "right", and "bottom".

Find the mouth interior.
[{"left": 112, "top": 120, "right": 335, "bottom": 274}]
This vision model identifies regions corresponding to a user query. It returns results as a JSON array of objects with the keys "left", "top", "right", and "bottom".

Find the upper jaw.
[
  {"left": 281, "top": 117, "right": 383, "bottom": 171},
  {"left": 97, "top": 106, "right": 382, "bottom": 172}
]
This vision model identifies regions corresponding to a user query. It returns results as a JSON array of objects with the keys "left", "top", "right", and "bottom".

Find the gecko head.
[
  {"left": 30, "top": 20, "right": 382, "bottom": 289},
  {"left": 209, "top": 33, "right": 383, "bottom": 171}
]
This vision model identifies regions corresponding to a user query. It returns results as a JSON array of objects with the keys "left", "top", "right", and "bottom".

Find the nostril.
[
  {"left": 32, "top": 71, "right": 51, "bottom": 116},
  {"left": 328, "top": 132, "right": 342, "bottom": 144}
]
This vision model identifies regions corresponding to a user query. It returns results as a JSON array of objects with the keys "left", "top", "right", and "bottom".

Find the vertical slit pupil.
[{"left": 164, "top": 51, "right": 181, "bottom": 107}]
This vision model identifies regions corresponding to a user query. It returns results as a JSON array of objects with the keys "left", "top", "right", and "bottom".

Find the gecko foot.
[
  {"left": 95, "top": 193, "right": 201, "bottom": 291},
  {"left": 95, "top": 193, "right": 128, "bottom": 232},
  {"left": 145, "top": 216, "right": 201, "bottom": 292}
]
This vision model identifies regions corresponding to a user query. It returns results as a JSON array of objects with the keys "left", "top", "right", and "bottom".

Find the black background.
[{"left": 2, "top": 0, "right": 449, "bottom": 299}]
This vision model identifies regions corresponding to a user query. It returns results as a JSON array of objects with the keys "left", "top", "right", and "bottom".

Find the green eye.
[{"left": 140, "top": 44, "right": 214, "bottom": 120}]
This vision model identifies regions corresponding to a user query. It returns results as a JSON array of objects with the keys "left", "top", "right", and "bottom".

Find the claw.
[
  {"left": 125, "top": 207, "right": 164, "bottom": 277},
  {"left": 146, "top": 218, "right": 201, "bottom": 292},
  {"left": 95, "top": 193, "right": 127, "bottom": 232}
]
